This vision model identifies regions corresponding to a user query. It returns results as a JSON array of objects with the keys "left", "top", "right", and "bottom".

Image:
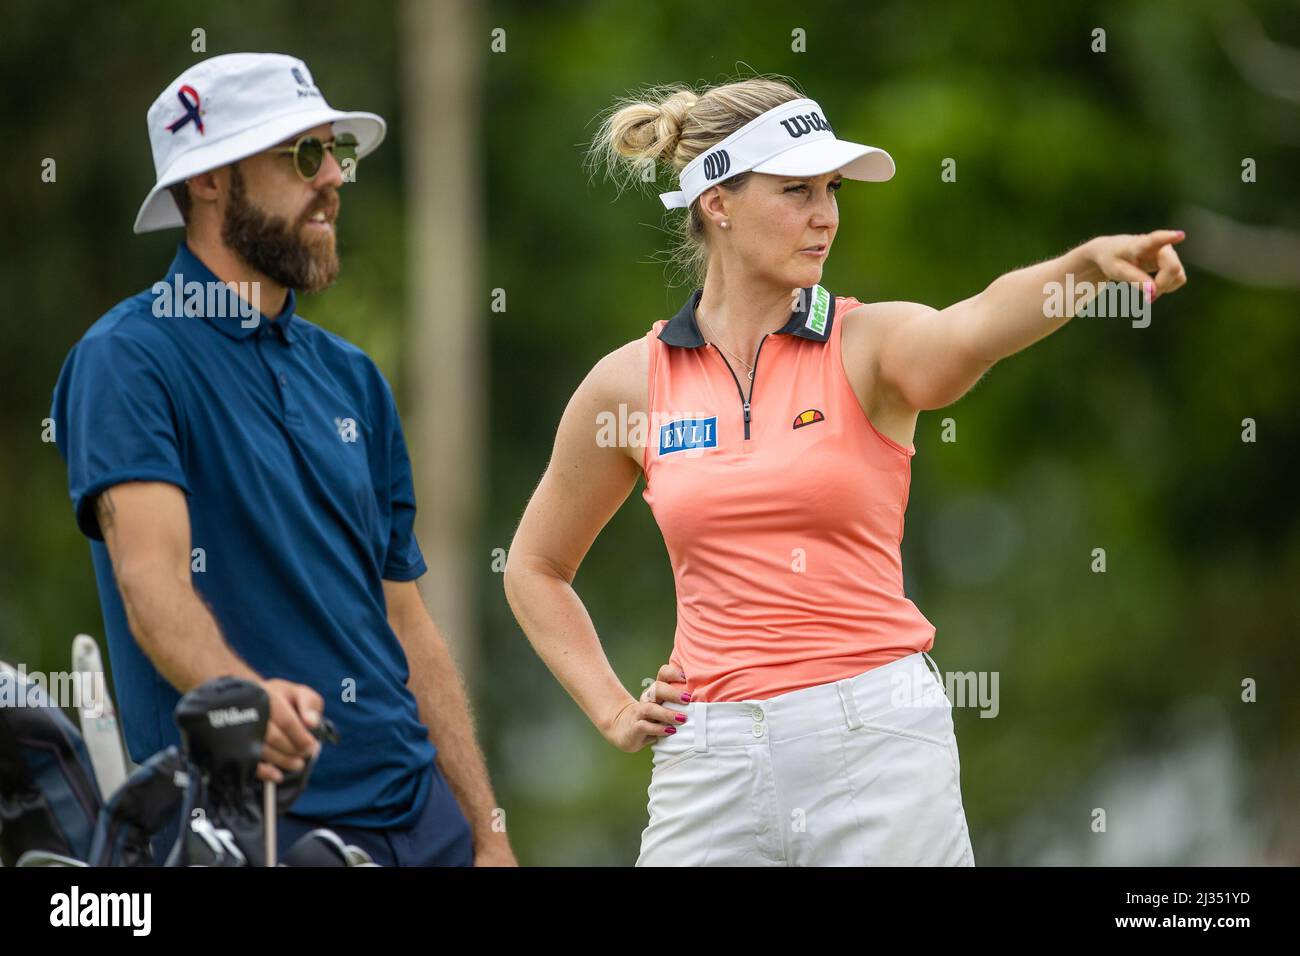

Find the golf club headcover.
[
  {"left": 0, "top": 669, "right": 102, "bottom": 865},
  {"left": 280, "top": 827, "right": 374, "bottom": 867},
  {"left": 169, "top": 676, "right": 269, "bottom": 867},
  {"left": 87, "top": 746, "right": 186, "bottom": 867}
]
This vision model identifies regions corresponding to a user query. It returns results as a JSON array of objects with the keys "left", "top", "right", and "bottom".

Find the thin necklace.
[{"left": 697, "top": 312, "right": 756, "bottom": 380}]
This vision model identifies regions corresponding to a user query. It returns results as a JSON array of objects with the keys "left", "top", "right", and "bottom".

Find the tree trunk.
[{"left": 401, "top": 0, "right": 484, "bottom": 685}]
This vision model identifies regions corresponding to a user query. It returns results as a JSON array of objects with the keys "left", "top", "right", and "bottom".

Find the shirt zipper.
[{"left": 711, "top": 334, "right": 770, "bottom": 440}]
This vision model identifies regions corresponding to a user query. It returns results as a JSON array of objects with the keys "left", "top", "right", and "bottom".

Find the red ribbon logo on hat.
[{"left": 166, "top": 85, "right": 205, "bottom": 135}]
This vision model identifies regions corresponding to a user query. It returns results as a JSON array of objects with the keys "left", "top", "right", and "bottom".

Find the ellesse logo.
[
  {"left": 779, "top": 112, "right": 833, "bottom": 139},
  {"left": 702, "top": 149, "right": 731, "bottom": 180},
  {"left": 792, "top": 409, "right": 825, "bottom": 429}
]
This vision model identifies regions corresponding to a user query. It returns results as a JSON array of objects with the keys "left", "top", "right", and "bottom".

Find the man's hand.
[
  {"left": 255, "top": 678, "right": 324, "bottom": 784},
  {"left": 602, "top": 664, "right": 690, "bottom": 753}
]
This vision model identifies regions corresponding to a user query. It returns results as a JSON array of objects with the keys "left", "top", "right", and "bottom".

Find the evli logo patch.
[
  {"left": 659, "top": 417, "right": 718, "bottom": 455},
  {"left": 792, "top": 409, "right": 825, "bottom": 429}
]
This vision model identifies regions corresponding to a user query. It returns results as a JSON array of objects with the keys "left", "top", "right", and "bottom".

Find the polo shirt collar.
[
  {"left": 163, "top": 242, "right": 299, "bottom": 342},
  {"left": 658, "top": 284, "right": 837, "bottom": 348}
]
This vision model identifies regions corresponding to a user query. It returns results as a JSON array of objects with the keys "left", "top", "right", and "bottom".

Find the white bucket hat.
[
  {"left": 134, "top": 52, "right": 386, "bottom": 233},
  {"left": 659, "top": 97, "right": 893, "bottom": 210}
]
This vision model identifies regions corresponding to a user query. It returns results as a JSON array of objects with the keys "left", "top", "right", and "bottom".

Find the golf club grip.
[{"left": 310, "top": 717, "right": 340, "bottom": 745}]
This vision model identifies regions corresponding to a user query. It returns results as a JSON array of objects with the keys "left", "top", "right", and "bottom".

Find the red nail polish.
[
  {"left": 681, "top": 693, "right": 692, "bottom": 702},
  {"left": 665, "top": 726, "right": 676, "bottom": 734},
  {"left": 676, "top": 714, "right": 687, "bottom": 722}
]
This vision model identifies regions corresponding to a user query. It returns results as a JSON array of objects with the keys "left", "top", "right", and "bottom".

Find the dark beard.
[{"left": 221, "top": 163, "right": 339, "bottom": 295}]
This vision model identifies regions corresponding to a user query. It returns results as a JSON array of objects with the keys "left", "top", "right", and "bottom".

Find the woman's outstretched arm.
[{"left": 863, "top": 230, "right": 1189, "bottom": 412}]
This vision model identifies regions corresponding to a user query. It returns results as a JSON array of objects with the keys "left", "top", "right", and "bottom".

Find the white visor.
[{"left": 659, "top": 97, "right": 894, "bottom": 209}]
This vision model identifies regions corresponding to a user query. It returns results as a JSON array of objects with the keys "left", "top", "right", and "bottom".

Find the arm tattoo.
[
  {"left": 96, "top": 489, "right": 117, "bottom": 534},
  {"left": 96, "top": 490, "right": 126, "bottom": 582}
]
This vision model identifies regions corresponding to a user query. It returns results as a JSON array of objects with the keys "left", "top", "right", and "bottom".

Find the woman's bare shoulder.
[
  {"left": 840, "top": 298, "right": 937, "bottom": 369},
  {"left": 565, "top": 335, "right": 651, "bottom": 470},
  {"left": 840, "top": 298, "right": 938, "bottom": 338},
  {"left": 580, "top": 334, "right": 649, "bottom": 410}
]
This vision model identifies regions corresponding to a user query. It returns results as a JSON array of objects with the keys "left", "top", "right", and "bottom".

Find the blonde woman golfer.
[{"left": 503, "top": 75, "right": 1186, "bottom": 866}]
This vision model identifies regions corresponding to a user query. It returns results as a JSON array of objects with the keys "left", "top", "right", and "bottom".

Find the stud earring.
[{"left": 720, "top": 220, "right": 730, "bottom": 230}]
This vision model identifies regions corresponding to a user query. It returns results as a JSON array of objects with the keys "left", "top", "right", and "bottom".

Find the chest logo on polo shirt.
[
  {"left": 793, "top": 409, "right": 825, "bottom": 429},
  {"left": 659, "top": 417, "right": 718, "bottom": 455}
]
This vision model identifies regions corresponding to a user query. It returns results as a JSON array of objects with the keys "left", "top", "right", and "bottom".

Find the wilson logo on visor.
[
  {"left": 779, "top": 111, "right": 832, "bottom": 139},
  {"left": 792, "top": 409, "right": 825, "bottom": 429}
]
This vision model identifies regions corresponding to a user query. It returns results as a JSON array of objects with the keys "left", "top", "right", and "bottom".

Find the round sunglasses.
[{"left": 268, "top": 131, "right": 360, "bottom": 181}]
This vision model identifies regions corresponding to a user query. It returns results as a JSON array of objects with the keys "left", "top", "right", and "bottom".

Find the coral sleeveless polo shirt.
[{"left": 641, "top": 285, "right": 937, "bottom": 702}]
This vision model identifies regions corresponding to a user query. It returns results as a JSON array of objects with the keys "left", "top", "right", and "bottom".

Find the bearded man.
[{"left": 50, "top": 53, "right": 513, "bottom": 867}]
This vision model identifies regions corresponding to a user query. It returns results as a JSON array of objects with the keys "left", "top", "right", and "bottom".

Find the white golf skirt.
[{"left": 636, "top": 651, "right": 975, "bottom": 866}]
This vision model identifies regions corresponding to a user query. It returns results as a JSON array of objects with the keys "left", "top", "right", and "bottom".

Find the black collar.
[{"left": 658, "top": 285, "right": 837, "bottom": 348}]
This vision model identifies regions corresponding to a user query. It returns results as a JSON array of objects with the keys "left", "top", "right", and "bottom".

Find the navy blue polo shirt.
[{"left": 50, "top": 242, "right": 436, "bottom": 827}]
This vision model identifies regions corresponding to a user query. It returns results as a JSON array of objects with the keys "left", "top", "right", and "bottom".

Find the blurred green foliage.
[{"left": 2, "top": 0, "right": 1297, "bottom": 865}]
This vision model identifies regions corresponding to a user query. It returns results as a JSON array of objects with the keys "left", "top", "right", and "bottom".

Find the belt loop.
[
  {"left": 922, "top": 651, "right": 943, "bottom": 684},
  {"left": 836, "top": 679, "right": 862, "bottom": 731},
  {"left": 922, "top": 651, "right": 950, "bottom": 703},
  {"left": 695, "top": 702, "right": 708, "bottom": 752}
]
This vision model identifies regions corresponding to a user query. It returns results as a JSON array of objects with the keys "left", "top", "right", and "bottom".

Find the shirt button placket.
[
  {"left": 275, "top": 363, "right": 291, "bottom": 416},
  {"left": 264, "top": 337, "right": 301, "bottom": 424}
]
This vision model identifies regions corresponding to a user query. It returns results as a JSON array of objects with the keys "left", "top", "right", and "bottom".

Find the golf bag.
[
  {"left": 2, "top": 650, "right": 373, "bottom": 867},
  {"left": 88, "top": 746, "right": 187, "bottom": 867},
  {"left": 0, "top": 668, "right": 102, "bottom": 865}
]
